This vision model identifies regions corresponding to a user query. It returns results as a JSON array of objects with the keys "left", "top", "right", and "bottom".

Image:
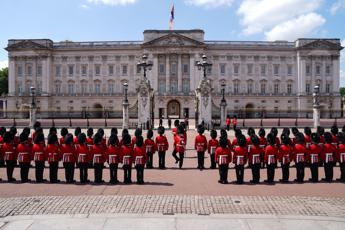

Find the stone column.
[
  {"left": 41, "top": 56, "right": 48, "bottom": 96},
  {"left": 122, "top": 102, "right": 129, "bottom": 129},
  {"left": 195, "top": 79, "right": 212, "bottom": 128},
  {"left": 137, "top": 79, "right": 152, "bottom": 129},
  {"left": 8, "top": 58, "right": 15, "bottom": 96},
  {"left": 332, "top": 55, "right": 340, "bottom": 94},
  {"left": 297, "top": 53, "right": 306, "bottom": 117},
  {"left": 220, "top": 100, "right": 227, "bottom": 128},
  {"left": 166, "top": 55, "right": 170, "bottom": 93},
  {"left": 189, "top": 54, "right": 196, "bottom": 91},
  {"left": 152, "top": 54, "right": 158, "bottom": 91},
  {"left": 178, "top": 54, "right": 182, "bottom": 92},
  {"left": 313, "top": 87, "right": 320, "bottom": 128}
]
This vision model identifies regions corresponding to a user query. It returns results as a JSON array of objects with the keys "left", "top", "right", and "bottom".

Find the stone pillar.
[
  {"left": 166, "top": 55, "right": 170, "bottom": 93},
  {"left": 313, "top": 87, "right": 320, "bottom": 128},
  {"left": 8, "top": 58, "right": 15, "bottom": 96},
  {"left": 332, "top": 55, "right": 340, "bottom": 94},
  {"left": 297, "top": 53, "right": 306, "bottom": 117},
  {"left": 122, "top": 102, "right": 129, "bottom": 129},
  {"left": 29, "top": 106, "right": 37, "bottom": 128},
  {"left": 137, "top": 79, "right": 152, "bottom": 129},
  {"left": 195, "top": 78, "right": 212, "bottom": 128},
  {"left": 41, "top": 57, "right": 48, "bottom": 96},
  {"left": 178, "top": 54, "right": 182, "bottom": 92},
  {"left": 152, "top": 54, "right": 158, "bottom": 91},
  {"left": 189, "top": 54, "right": 196, "bottom": 91},
  {"left": 220, "top": 100, "right": 227, "bottom": 128}
]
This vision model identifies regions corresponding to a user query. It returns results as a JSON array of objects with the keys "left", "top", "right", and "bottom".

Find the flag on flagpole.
[{"left": 169, "top": 3, "right": 174, "bottom": 30}]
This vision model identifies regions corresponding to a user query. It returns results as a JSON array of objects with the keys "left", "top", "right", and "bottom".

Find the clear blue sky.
[{"left": 0, "top": 0, "right": 344, "bottom": 85}]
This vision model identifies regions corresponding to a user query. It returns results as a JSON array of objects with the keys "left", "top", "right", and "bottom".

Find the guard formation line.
[{"left": 0, "top": 121, "right": 345, "bottom": 185}]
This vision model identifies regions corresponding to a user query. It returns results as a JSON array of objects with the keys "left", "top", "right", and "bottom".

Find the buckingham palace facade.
[{"left": 4, "top": 29, "right": 343, "bottom": 119}]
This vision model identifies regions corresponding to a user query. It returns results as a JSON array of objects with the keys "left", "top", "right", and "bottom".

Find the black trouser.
[
  {"left": 266, "top": 163, "right": 276, "bottom": 183},
  {"left": 19, "top": 162, "right": 30, "bottom": 182},
  {"left": 172, "top": 149, "right": 180, "bottom": 162},
  {"left": 136, "top": 164, "right": 145, "bottom": 184},
  {"left": 49, "top": 162, "right": 59, "bottom": 183},
  {"left": 109, "top": 163, "right": 118, "bottom": 183},
  {"left": 251, "top": 163, "right": 261, "bottom": 183},
  {"left": 123, "top": 164, "right": 132, "bottom": 183},
  {"left": 218, "top": 164, "right": 229, "bottom": 182},
  {"left": 94, "top": 163, "right": 104, "bottom": 183},
  {"left": 210, "top": 154, "right": 216, "bottom": 169},
  {"left": 295, "top": 162, "right": 305, "bottom": 183},
  {"left": 63, "top": 162, "right": 75, "bottom": 183},
  {"left": 260, "top": 153, "right": 265, "bottom": 168},
  {"left": 35, "top": 161, "right": 45, "bottom": 182},
  {"left": 281, "top": 163, "right": 290, "bottom": 182},
  {"left": 178, "top": 152, "right": 184, "bottom": 169},
  {"left": 235, "top": 164, "right": 244, "bottom": 184},
  {"left": 324, "top": 162, "right": 333, "bottom": 182},
  {"left": 78, "top": 163, "right": 88, "bottom": 183},
  {"left": 158, "top": 151, "right": 166, "bottom": 169},
  {"left": 197, "top": 151, "right": 205, "bottom": 169},
  {"left": 340, "top": 162, "right": 345, "bottom": 182},
  {"left": 5, "top": 160, "right": 16, "bottom": 181},
  {"left": 146, "top": 152, "right": 153, "bottom": 168},
  {"left": 310, "top": 163, "right": 319, "bottom": 182}
]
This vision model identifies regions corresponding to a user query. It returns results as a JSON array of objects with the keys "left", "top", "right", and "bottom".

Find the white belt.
[
  {"left": 267, "top": 155, "right": 275, "bottom": 165},
  {"left": 296, "top": 153, "right": 305, "bottom": 163},
  {"left": 210, "top": 146, "right": 216, "bottom": 154},
  {"left": 310, "top": 153, "right": 319, "bottom": 164},
  {"left": 252, "top": 154, "right": 260, "bottom": 164},
  {"left": 236, "top": 155, "right": 244, "bottom": 165},
  {"left": 325, "top": 153, "right": 333, "bottom": 163}
]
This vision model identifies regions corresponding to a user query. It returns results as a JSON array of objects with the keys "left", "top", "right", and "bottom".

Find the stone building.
[{"left": 5, "top": 29, "right": 343, "bottom": 120}]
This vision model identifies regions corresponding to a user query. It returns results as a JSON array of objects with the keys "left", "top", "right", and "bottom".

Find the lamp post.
[
  {"left": 220, "top": 83, "right": 227, "bottom": 128},
  {"left": 137, "top": 54, "right": 153, "bottom": 80},
  {"left": 196, "top": 54, "right": 212, "bottom": 80},
  {"left": 29, "top": 86, "right": 36, "bottom": 128},
  {"left": 122, "top": 82, "right": 129, "bottom": 129},
  {"left": 313, "top": 85, "right": 320, "bottom": 128}
]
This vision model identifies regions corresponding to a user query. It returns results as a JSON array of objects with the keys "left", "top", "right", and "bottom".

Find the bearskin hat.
[
  {"left": 331, "top": 125, "right": 339, "bottom": 135},
  {"left": 317, "top": 126, "right": 325, "bottom": 136},
  {"left": 147, "top": 129, "right": 153, "bottom": 139},
  {"left": 93, "top": 133, "right": 102, "bottom": 144},
  {"left": 210, "top": 129, "right": 217, "bottom": 139},
  {"left": 158, "top": 126, "right": 165, "bottom": 135},
  {"left": 0, "top": 127, "right": 6, "bottom": 136},
  {"left": 122, "top": 133, "right": 131, "bottom": 145},
  {"left": 324, "top": 132, "right": 332, "bottom": 144},
  {"left": 20, "top": 132, "right": 28, "bottom": 143},
  {"left": 238, "top": 134, "right": 247, "bottom": 147},
  {"left": 295, "top": 132, "right": 305, "bottom": 144},
  {"left": 174, "top": 119, "right": 180, "bottom": 127},
  {"left": 247, "top": 127, "right": 255, "bottom": 136},
  {"left": 111, "top": 128, "right": 118, "bottom": 136},
  {"left": 134, "top": 128, "right": 142, "bottom": 137},
  {"left": 267, "top": 133, "right": 275, "bottom": 146},
  {"left": 337, "top": 132, "right": 345, "bottom": 144},
  {"left": 33, "top": 121, "right": 41, "bottom": 131},
  {"left": 258, "top": 128, "right": 265, "bottom": 137},
  {"left": 3, "top": 131, "right": 12, "bottom": 143},
  {"left": 108, "top": 135, "right": 116, "bottom": 145},
  {"left": 342, "top": 125, "right": 345, "bottom": 133},
  {"left": 64, "top": 133, "right": 73, "bottom": 145},
  {"left": 61, "top": 128, "right": 68, "bottom": 137},
  {"left": 122, "top": 128, "right": 129, "bottom": 137},
  {"left": 219, "top": 136, "right": 228, "bottom": 148},
  {"left": 270, "top": 127, "right": 278, "bottom": 137},
  {"left": 49, "top": 127, "right": 57, "bottom": 135},
  {"left": 34, "top": 133, "right": 45, "bottom": 144},
  {"left": 282, "top": 128, "right": 290, "bottom": 136},
  {"left": 136, "top": 135, "right": 144, "bottom": 147},
  {"left": 47, "top": 134, "right": 58, "bottom": 145},
  {"left": 304, "top": 127, "right": 311, "bottom": 136},
  {"left": 197, "top": 124, "right": 205, "bottom": 134},
  {"left": 291, "top": 127, "right": 299, "bottom": 136},
  {"left": 177, "top": 125, "right": 184, "bottom": 135},
  {"left": 74, "top": 127, "right": 81, "bottom": 137},
  {"left": 251, "top": 135, "right": 260, "bottom": 146},
  {"left": 78, "top": 133, "right": 86, "bottom": 144},
  {"left": 311, "top": 132, "right": 320, "bottom": 144},
  {"left": 281, "top": 133, "right": 291, "bottom": 145},
  {"left": 10, "top": 126, "right": 17, "bottom": 135},
  {"left": 87, "top": 127, "right": 94, "bottom": 137},
  {"left": 220, "top": 129, "right": 228, "bottom": 138},
  {"left": 234, "top": 128, "right": 242, "bottom": 137},
  {"left": 97, "top": 128, "right": 104, "bottom": 137}
]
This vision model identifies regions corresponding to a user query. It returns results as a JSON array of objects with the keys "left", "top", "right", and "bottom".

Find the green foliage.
[
  {"left": 340, "top": 87, "right": 345, "bottom": 97},
  {"left": 0, "top": 67, "right": 8, "bottom": 96}
]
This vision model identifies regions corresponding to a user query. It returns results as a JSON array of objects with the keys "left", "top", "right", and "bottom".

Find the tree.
[
  {"left": 340, "top": 87, "right": 345, "bottom": 97},
  {"left": 0, "top": 67, "right": 8, "bottom": 96}
]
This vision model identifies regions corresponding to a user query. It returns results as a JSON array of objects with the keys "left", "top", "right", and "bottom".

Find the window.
[
  {"left": 108, "top": 84, "right": 114, "bottom": 94},
  {"left": 287, "top": 84, "right": 292, "bottom": 94},
  {"left": 95, "top": 65, "right": 101, "bottom": 76},
  {"left": 182, "top": 79, "right": 189, "bottom": 94},
  {"left": 306, "top": 65, "right": 311, "bottom": 75},
  {"left": 274, "top": 83, "right": 279, "bottom": 94},
  {"left": 81, "top": 83, "right": 87, "bottom": 94},
  {"left": 287, "top": 65, "right": 292, "bottom": 76},
  {"left": 247, "top": 64, "right": 253, "bottom": 75},
  {"left": 171, "top": 81, "right": 178, "bottom": 94},
  {"left": 122, "top": 65, "right": 128, "bottom": 75},
  {"left": 159, "top": 80, "right": 166, "bottom": 94},
  {"left": 274, "top": 64, "right": 279, "bottom": 76},
  {"left": 234, "top": 64, "right": 239, "bottom": 75},
  {"left": 68, "top": 65, "right": 74, "bottom": 76},
  {"left": 55, "top": 66, "right": 61, "bottom": 77},
  {"left": 18, "top": 83, "right": 23, "bottom": 94},
  {"left": 55, "top": 84, "right": 61, "bottom": 94},
  {"left": 81, "top": 65, "right": 87, "bottom": 76},
  {"left": 260, "top": 83, "right": 266, "bottom": 94},
  {"left": 234, "top": 82, "right": 239, "bottom": 94},
  {"left": 68, "top": 84, "right": 74, "bottom": 95},
  {"left": 159, "top": 64, "right": 165, "bottom": 74},
  {"left": 171, "top": 63, "right": 177, "bottom": 74},
  {"left": 183, "top": 64, "right": 189, "bottom": 74},
  {"left": 306, "top": 83, "right": 310, "bottom": 94},
  {"left": 220, "top": 64, "right": 226, "bottom": 75},
  {"left": 326, "top": 65, "right": 331, "bottom": 75},
  {"left": 95, "top": 83, "right": 101, "bottom": 94},
  {"left": 108, "top": 65, "right": 114, "bottom": 76},
  {"left": 27, "top": 65, "right": 32, "bottom": 76},
  {"left": 17, "top": 66, "right": 23, "bottom": 77},
  {"left": 316, "top": 65, "right": 321, "bottom": 75},
  {"left": 247, "top": 82, "right": 253, "bottom": 94},
  {"left": 326, "top": 84, "right": 330, "bottom": 93},
  {"left": 37, "top": 65, "right": 42, "bottom": 76},
  {"left": 37, "top": 81, "right": 42, "bottom": 94},
  {"left": 260, "top": 64, "right": 266, "bottom": 76}
]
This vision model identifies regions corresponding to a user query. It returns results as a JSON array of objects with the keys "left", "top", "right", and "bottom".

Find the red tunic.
[
  {"left": 172, "top": 127, "right": 177, "bottom": 136},
  {"left": 133, "top": 146, "right": 147, "bottom": 165},
  {"left": 259, "top": 137, "right": 267, "bottom": 148},
  {"left": 60, "top": 144, "right": 77, "bottom": 163},
  {"left": 308, "top": 143, "right": 322, "bottom": 164},
  {"left": 246, "top": 136, "right": 252, "bottom": 145},
  {"left": 32, "top": 143, "right": 47, "bottom": 162},
  {"left": 59, "top": 136, "right": 65, "bottom": 146},
  {"left": 16, "top": 143, "right": 33, "bottom": 163},
  {"left": 1, "top": 143, "right": 17, "bottom": 161},
  {"left": 264, "top": 145, "right": 278, "bottom": 164},
  {"left": 233, "top": 146, "right": 247, "bottom": 165},
  {"left": 75, "top": 144, "right": 90, "bottom": 163},
  {"left": 155, "top": 135, "right": 169, "bottom": 152},
  {"left": 194, "top": 134, "right": 207, "bottom": 152},
  {"left": 248, "top": 145, "right": 262, "bottom": 164},
  {"left": 144, "top": 139, "right": 156, "bottom": 154},
  {"left": 331, "top": 135, "right": 338, "bottom": 144},
  {"left": 337, "top": 143, "right": 345, "bottom": 163},
  {"left": 321, "top": 143, "right": 336, "bottom": 163},
  {"left": 304, "top": 135, "right": 311, "bottom": 145},
  {"left": 214, "top": 146, "right": 231, "bottom": 164},
  {"left": 174, "top": 135, "right": 186, "bottom": 153},
  {"left": 208, "top": 139, "right": 219, "bottom": 154},
  {"left": 106, "top": 145, "right": 120, "bottom": 164},
  {"left": 120, "top": 145, "right": 133, "bottom": 165},
  {"left": 90, "top": 144, "right": 106, "bottom": 164},
  {"left": 232, "top": 118, "right": 237, "bottom": 126},
  {"left": 278, "top": 144, "right": 293, "bottom": 164},
  {"left": 292, "top": 144, "right": 307, "bottom": 163},
  {"left": 73, "top": 136, "right": 79, "bottom": 145},
  {"left": 46, "top": 144, "right": 61, "bottom": 163},
  {"left": 226, "top": 118, "right": 231, "bottom": 126}
]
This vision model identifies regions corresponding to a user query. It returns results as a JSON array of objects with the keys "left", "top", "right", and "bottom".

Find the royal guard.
[
  {"left": 194, "top": 125, "right": 208, "bottom": 170},
  {"left": 120, "top": 134, "right": 133, "bottom": 184},
  {"left": 317, "top": 126, "right": 325, "bottom": 144},
  {"left": 119, "top": 129, "right": 129, "bottom": 147},
  {"left": 232, "top": 115, "right": 237, "bottom": 130},
  {"left": 17, "top": 133, "right": 32, "bottom": 183},
  {"left": 270, "top": 127, "right": 281, "bottom": 146},
  {"left": 264, "top": 133, "right": 278, "bottom": 183},
  {"left": 91, "top": 133, "right": 106, "bottom": 184},
  {"left": 106, "top": 134, "right": 120, "bottom": 184},
  {"left": 46, "top": 134, "right": 61, "bottom": 183},
  {"left": 132, "top": 128, "right": 142, "bottom": 148},
  {"left": 322, "top": 132, "right": 336, "bottom": 182},
  {"left": 2, "top": 132, "right": 17, "bottom": 182},
  {"left": 61, "top": 133, "right": 77, "bottom": 183},
  {"left": 246, "top": 127, "right": 255, "bottom": 145},
  {"left": 96, "top": 128, "right": 107, "bottom": 149},
  {"left": 231, "top": 128, "right": 242, "bottom": 148},
  {"left": 293, "top": 133, "right": 307, "bottom": 183},
  {"left": 134, "top": 136, "right": 147, "bottom": 184},
  {"left": 337, "top": 132, "right": 345, "bottom": 182},
  {"left": 76, "top": 133, "right": 90, "bottom": 183},
  {"left": 220, "top": 129, "right": 232, "bottom": 149},
  {"left": 291, "top": 127, "right": 300, "bottom": 145},
  {"left": 0, "top": 127, "right": 5, "bottom": 168},
  {"left": 22, "top": 127, "right": 33, "bottom": 147},
  {"left": 258, "top": 128, "right": 267, "bottom": 168},
  {"left": 10, "top": 126, "right": 20, "bottom": 146},
  {"left": 248, "top": 135, "right": 262, "bottom": 184},
  {"left": 174, "top": 125, "right": 186, "bottom": 169},
  {"left": 49, "top": 127, "right": 58, "bottom": 136},
  {"left": 32, "top": 121, "right": 41, "bottom": 142},
  {"left": 32, "top": 133, "right": 47, "bottom": 183},
  {"left": 330, "top": 125, "right": 339, "bottom": 145},
  {"left": 208, "top": 130, "right": 218, "bottom": 169},
  {"left": 109, "top": 128, "right": 119, "bottom": 144},
  {"left": 233, "top": 134, "right": 247, "bottom": 184},
  {"left": 215, "top": 136, "right": 231, "bottom": 184},
  {"left": 226, "top": 115, "right": 231, "bottom": 131},
  {"left": 155, "top": 126, "right": 169, "bottom": 169},
  {"left": 60, "top": 128, "right": 68, "bottom": 145},
  {"left": 73, "top": 127, "right": 82, "bottom": 145},
  {"left": 86, "top": 128, "right": 94, "bottom": 148},
  {"left": 308, "top": 133, "right": 322, "bottom": 182},
  {"left": 279, "top": 133, "right": 292, "bottom": 183},
  {"left": 145, "top": 129, "right": 156, "bottom": 169},
  {"left": 171, "top": 120, "right": 180, "bottom": 163},
  {"left": 304, "top": 127, "right": 312, "bottom": 148}
]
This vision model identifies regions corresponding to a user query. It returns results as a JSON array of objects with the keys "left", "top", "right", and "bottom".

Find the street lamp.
[
  {"left": 220, "top": 83, "right": 227, "bottom": 128},
  {"left": 221, "top": 83, "right": 226, "bottom": 102},
  {"left": 122, "top": 82, "right": 129, "bottom": 129},
  {"left": 123, "top": 82, "right": 128, "bottom": 103},
  {"left": 196, "top": 54, "right": 212, "bottom": 80},
  {"left": 29, "top": 86, "right": 36, "bottom": 128},
  {"left": 137, "top": 54, "right": 153, "bottom": 80}
]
